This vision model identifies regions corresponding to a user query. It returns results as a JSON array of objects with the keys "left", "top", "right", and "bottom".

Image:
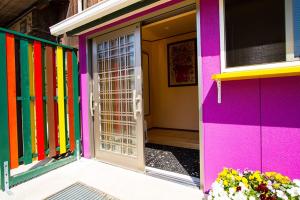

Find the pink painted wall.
[
  {"left": 79, "top": 36, "right": 91, "bottom": 158},
  {"left": 200, "top": 0, "right": 300, "bottom": 190},
  {"left": 76, "top": 0, "right": 300, "bottom": 190}
]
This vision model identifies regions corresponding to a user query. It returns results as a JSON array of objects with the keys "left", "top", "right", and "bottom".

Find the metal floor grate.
[{"left": 45, "top": 182, "right": 119, "bottom": 200}]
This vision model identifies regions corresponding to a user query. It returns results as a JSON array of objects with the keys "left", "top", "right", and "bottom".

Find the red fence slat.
[
  {"left": 33, "top": 41, "right": 45, "bottom": 160},
  {"left": 67, "top": 52, "right": 75, "bottom": 151}
]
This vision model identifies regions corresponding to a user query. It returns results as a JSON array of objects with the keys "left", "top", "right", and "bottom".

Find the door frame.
[{"left": 85, "top": 0, "right": 205, "bottom": 189}]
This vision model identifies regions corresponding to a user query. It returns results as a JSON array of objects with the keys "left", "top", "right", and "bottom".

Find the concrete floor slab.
[{"left": 0, "top": 158, "right": 204, "bottom": 200}]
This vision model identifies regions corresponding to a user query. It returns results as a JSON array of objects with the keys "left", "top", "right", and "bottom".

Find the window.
[
  {"left": 221, "top": 0, "right": 300, "bottom": 70},
  {"left": 20, "top": 19, "right": 27, "bottom": 34}
]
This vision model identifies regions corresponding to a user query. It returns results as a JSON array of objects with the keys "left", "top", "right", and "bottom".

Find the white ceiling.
[{"left": 142, "top": 11, "right": 196, "bottom": 41}]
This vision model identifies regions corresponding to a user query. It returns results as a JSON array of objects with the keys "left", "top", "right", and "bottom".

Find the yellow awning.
[{"left": 212, "top": 66, "right": 300, "bottom": 81}]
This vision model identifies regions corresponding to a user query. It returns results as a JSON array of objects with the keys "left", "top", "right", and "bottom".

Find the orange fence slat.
[
  {"left": 6, "top": 33, "right": 19, "bottom": 169},
  {"left": 45, "top": 46, "right": 56, "bottom": 157}
]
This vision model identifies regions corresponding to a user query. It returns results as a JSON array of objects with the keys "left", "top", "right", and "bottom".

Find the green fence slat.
[
  {"left": 20, "top": 39, "right": 32, "bottom": 165},
  {"left": 0, "top": 32, "right": 10, "bottom": 191},
  {"left": 72, "top": 51, "right": 81, "bottom": 159}
]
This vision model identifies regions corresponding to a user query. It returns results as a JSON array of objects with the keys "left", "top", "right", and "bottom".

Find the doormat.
[
  {"left": 45, "top": 182, "right": 119, "bottom": 200},
  {"left": 145, "top": 143, "right": 200, "bottom": 178}
]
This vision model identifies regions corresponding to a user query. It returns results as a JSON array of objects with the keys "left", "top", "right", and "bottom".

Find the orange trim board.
[
  {"left": 6, "top": 33, "right": 19, "bottom": 169},
  {"left": 212, "top": 66, "right": 300, "bottom": 81}
]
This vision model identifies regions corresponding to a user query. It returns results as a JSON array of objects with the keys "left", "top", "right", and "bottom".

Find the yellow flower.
[
  {"left": 273, "top": 183, "right": 280, "bottom": 189},
  {"left": 249, "top": 175, "right": 254, "bottom": 180},
  {"left": 242, "top": 177, "right": 248, "bottom": 185},
  {"left": 226, "top": 174, "right": 230, "bottom": 179},
  {"left": 275, "top": 174, "right": 282, "bottom": 180},
  {"left": 223, "top": 180, "right": 229, "bottom": 186},
  {"left": 231, "top": 169, "right": 238, "bottom": 175},
  {"left": 236, "top": 176, "right": 242, "bottom": 181},
  {"left": 265, "top": 172, "right": 273, "bottom": 177}
]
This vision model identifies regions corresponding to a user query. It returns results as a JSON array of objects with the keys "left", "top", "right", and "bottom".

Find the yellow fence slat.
[
  {"left": 28, "top": 43, "right": 37, "bottom": 160},
  {"left": 56, "top": 47, "right": 66, "bottom": 154}
]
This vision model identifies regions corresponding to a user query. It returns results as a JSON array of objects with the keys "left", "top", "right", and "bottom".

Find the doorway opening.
[{"left": 141, "top": 10, "right": 200, "bottom": 184}]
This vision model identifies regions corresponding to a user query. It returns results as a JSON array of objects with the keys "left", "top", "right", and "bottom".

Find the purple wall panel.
[
  {"left": 200, "top": 0, "right": 262, "bottom": 190},
  {"left": 79, "top": 36, "right": 91, "bottom": 158},
  {"left": 75, "top": 0, "right": 300, "bottom": 191},
  {"left": 261, "top": 76, "right": 300, "bottom": 178}
]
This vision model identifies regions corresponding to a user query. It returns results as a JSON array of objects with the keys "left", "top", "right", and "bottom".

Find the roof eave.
[{"left": 50, "top": 0, "right": 142, "bottom": 36}]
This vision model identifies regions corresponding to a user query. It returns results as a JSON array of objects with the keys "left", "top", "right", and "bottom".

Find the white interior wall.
[{"left": 142, "top": 32, "right": 199, "bottom": 131}]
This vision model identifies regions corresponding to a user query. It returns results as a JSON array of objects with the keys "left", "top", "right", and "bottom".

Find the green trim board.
[
  {"left": 0, "top": 28, "right": 76, "bottom": 51},
  {"left": 10, "top": 156, "right": 76, "bottom": 187},
  {"left": 67, "top": 0, "right": 160, "bottom": 35},
  {"left": 0, "top": 32, "right": 10, "bottom": 191},
  {"left": 20, "top": 39, "right": 33, "bottom": 165},
  {"left": 72, "top": 51, "right": 81, "bottom": 158}
]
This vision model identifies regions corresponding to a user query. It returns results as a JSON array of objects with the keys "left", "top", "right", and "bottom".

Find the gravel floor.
[{"left": 145, "top": 143, "right": 200, "bottom": 178}]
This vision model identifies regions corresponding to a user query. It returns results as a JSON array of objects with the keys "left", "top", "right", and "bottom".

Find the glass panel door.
[{"left": 92, "top": 24, "right": 144, "bottom": 171}]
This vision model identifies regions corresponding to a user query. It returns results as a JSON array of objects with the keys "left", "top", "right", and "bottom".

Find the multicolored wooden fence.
[{"left": 0, "top": 27, "right": 81, "bottom": 191}]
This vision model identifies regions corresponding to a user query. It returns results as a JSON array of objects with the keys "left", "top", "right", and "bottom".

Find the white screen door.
[{"left": 92, "top": 24, "right": 144, "bottom": 171}]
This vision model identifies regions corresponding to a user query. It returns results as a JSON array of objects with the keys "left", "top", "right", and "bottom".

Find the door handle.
[
  {"left": 90, "top": 92, "right": 94, "bottom": 117},
  {"left": 132, "top": 90, "right": 142, "bottom": 120}
]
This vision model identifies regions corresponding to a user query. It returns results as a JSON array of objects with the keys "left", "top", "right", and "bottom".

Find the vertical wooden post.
[
  {"left": 67, "top": 51, "right": 75, "bottom": 151},
  {"left": 53, "top": 50, "right": 59, "bottom": 149},
  {"left": 42, "top": 46, "right": 48, "bottom": 150},
  {"left": 63, "top": 50, "right": 69, "bottom": 147},
  {"left": 57, "top": 47, "right": 67, "bottom": 154},
  {"left": 45, "top": 46, "right": 56, "bottom": 157},
  {"left": 6, "top": 34, "right": 19, "bottom": 169},
  {"left": 72, "top": 51, "right": 81, "bottom": 159},
  {"left": 28, "top": 43, "right": 37, "bottom": 160},
  {"left": 20, "top": 39, "right": 32, "bottom": 165},
  {"left": 0, "top": 32, "right": 10, "bottom": 191},
  {"left": 34, "top": 41, "right": 45, "bottom": 160}
]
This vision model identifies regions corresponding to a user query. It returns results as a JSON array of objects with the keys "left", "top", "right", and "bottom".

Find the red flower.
[
  {"left": 257, "top": 183, "right": 269, "bottom": 193},
  {"left": 260, "top": 194, "right": 267, "bottom": 200}
]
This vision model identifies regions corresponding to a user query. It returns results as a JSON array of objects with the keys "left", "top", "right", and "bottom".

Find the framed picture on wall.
[{"left": 167, "top": 39, "right": 197, "bottom": 87}]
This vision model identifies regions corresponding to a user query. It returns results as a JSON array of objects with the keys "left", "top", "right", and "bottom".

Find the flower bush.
[{"left": 208, "top": 168, "right": 300, "bottom": 200}]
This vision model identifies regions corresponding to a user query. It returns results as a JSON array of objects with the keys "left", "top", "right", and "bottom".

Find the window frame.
[{"left": 219, "top": 0, "right": 300, "bottom": 73}]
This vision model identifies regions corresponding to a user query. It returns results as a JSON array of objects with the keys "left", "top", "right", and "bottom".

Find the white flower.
[
  {"left": 293, "top": 179, "right": 300, "bottom": 187},
  {"left": 287, "top": 186, "right": 300, "bottom": 197},
  {"left": 238, "top": 182, "right": 249, "bottom": 192},
  {"left": 231, "top": 191, "right": 247, "bottom": 200},
  {"left": 267, "top": 185, "right": 275, "bottom": 193},
  {"left": 276, "top": 190, "right": 288, "bottom": 200},
  {"left": 229, "top": 187, "right": 235, "bottom": 195},
  {"left": 249, "top": 196, "right": 256, "bottom": 200}
]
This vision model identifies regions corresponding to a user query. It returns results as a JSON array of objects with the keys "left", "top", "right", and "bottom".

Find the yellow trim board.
[{"left": 212, "top": 66, "right": 300, "bottom": 81}]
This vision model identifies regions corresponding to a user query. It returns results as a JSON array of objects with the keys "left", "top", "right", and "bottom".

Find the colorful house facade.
[{"left": 50, "top": 0, "right": 300, "bottom": 190}]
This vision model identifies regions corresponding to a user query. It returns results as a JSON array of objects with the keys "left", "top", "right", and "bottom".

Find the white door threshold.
[{"left": 145, "top": 166, "right": 200, "bottom": 188}]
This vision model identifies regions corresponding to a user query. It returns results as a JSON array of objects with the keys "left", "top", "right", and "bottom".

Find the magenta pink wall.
[
  {"left": 79, "top": 36, "right": 91, "bottom": 158},
  {"left": 200, "top": 0, "right": 300, "bottom": 190},
  {"left": 77, "top": 0, "right": 300, "bottom": 190}
]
